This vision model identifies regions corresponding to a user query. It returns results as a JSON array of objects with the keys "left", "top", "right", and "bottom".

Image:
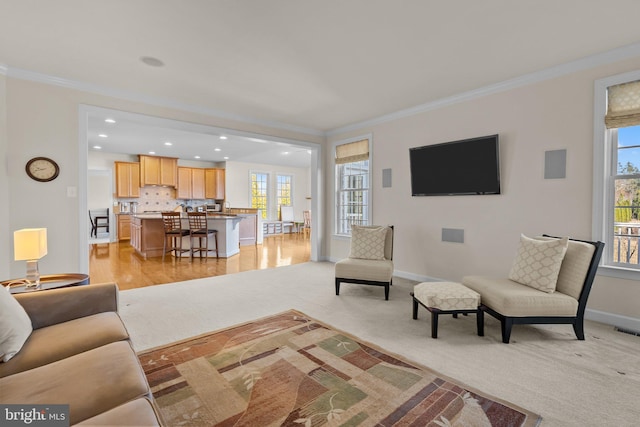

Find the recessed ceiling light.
[
  {"left": 140, "top": 56, "right": 164, "bottom": 67},
  {"left": 104, "top": 118, "right": 116, "bottom": 124},
  {"left": 149, "top": 151, "right": 156, "bottom": 155},
  {"left": 307, "top": 150, "right": 312, "bottom": 154},
  {"left": 194, "top": 155, "right": 200, "bottom": 159},
  {"left": 214, "top": 148, "right": 221, "bottom": 152},
  {"left": 164, "top": 142, "right": 172, "bottom": 146},
  {"left": 93, "top": 146, "right": 102, "bottom": 150},
  {"left": 98, "top": 134, "right": 108, "bottom": 138},
  {"left": 223, "top": 156, "right": 229, "bottom": 160},
  {"left": 219, "top": 136, "right": 227, "bottom": 140},
  {"left": 282, "top": 151, "right": 290, "bottom": 155}
]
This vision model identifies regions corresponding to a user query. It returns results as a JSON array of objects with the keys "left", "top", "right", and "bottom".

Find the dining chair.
[
  {"left": 301, "top": 210, "right": 311, "bottom": 238},
  {"left": 161, "top": 212, "right": 190, "bottom": 261},
  {"left": 89, "top": 208, "right": 109, "bottom": 238},
  {"left": 187, "top": 212, "right": 219, "bottom": 259}
]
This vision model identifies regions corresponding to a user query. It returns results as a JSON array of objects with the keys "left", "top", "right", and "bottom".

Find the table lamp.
[{"left": 14, "top": 228, "right": 48, "bottom": 288}]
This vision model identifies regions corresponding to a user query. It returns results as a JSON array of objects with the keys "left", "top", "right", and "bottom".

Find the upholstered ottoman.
[{"left": 411, "top": 281, "right": 484, "bottom": 338}]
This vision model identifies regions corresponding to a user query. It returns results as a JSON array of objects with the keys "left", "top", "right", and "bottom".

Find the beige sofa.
[{"left": 0, "top": 283, "right": 163, "bottom": 426}]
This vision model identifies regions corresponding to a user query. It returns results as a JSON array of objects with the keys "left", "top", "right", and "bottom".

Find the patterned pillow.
[
  {"left": 349, "top": 226, "right": 387, "bottom": 260},
  {"left": 508, "top": 234, "right": 569, "bottom": 293}
]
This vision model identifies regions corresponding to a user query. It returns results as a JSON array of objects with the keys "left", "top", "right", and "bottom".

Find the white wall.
[
  {"left": 225, "top": 160, "right": 310, "bottom": 220},
  {"left": 0, "top": 74, "right": 9, "bottom": 275},
  {"left": 327, "top": 57, "right": 640, "bottom": 321}
]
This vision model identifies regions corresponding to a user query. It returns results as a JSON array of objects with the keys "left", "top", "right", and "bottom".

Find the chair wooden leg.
[
  {"left": 431, "top": 310, "right": 439, "bottom": 339},
  {"left": 335, "top": 278, "right": 340, "bottom": 295},
  {"left": 477, "top": 308, "right": 484, "bottom": 336},
  {"left": 501, "top": 318, "right": 513, "bottom": 343},
  {"left": 214, "top": 232, "right": 219, "bottom": 259},
  {"left": 384, "top": 284, "right": 389, "bottom": 300},
  {"left": 412, "top": 297, "right": 419, "bottom": 320},
  {"left": 573, "top": 318, "right": 585, "bottom": 340}
]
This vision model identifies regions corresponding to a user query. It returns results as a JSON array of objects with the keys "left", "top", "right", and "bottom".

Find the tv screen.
[{"left": 409, "top": 134, "right": 500, "bottom": 196}]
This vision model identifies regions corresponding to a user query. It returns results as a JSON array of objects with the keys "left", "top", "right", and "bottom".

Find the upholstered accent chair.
[
  {"left": 335, "top": 225, "right": 394, "bottom": 300},
  {"left": 462, "top": 235, "right": 604, "bottom": 343}
]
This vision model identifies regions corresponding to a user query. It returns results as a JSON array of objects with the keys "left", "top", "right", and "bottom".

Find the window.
[
  {"left": 594, "top": 74, "right": 640, "bottom": 277},
  {"left": 335, "top": 137, "right": 371, "bottom": 235},
  {"left": 276, "top": 174, "right": 293, "bottom": 219},
  {"left": 250, "top": 172, "right": 268, "bottom": 219}
]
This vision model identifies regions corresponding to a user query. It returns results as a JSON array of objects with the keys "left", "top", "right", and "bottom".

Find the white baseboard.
[{"left": 585, "top": 309, "right": 640, "bottom": 333}]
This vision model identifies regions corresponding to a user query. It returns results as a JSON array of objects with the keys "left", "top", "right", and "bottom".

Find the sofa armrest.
[{"left": 14, "top": 283, "right": 120, "bottom": 329}]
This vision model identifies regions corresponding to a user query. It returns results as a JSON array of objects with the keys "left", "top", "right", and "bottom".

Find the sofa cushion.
[
  {"left": 0, "top": 311, "right": 129, "bottom": 378},
  {"left": 335, "top": 257, "right": 394, "bottom": 282},
  {"left": 0, "top": 341, "right": 151, "bottom": 425},
  {"left": 462, "top": 275, "right": 579, "bottom": 317},
  {"left": 508, "top": 234, "right": 568, "bottom": 293},
  {"left": 75, "top": 398, "right": 161, "bottom": 426},
  {"left": 349, "top": 225, "right": 388, "bottom": 260},
  {"left": 0, "top": 287, "right": 33, "bottom": 363},
  {"left": 535, "top": 237, "right": 596, "bottom": 300}
]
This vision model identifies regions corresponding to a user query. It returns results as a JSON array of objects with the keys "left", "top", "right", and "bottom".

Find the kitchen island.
[{"left": 130, "top": 213, "right": 244, "bottom": 259}]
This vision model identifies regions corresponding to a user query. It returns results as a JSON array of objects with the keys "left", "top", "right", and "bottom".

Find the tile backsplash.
[{"left": 138, "top": 187, "right": 181, "bottom": 211}]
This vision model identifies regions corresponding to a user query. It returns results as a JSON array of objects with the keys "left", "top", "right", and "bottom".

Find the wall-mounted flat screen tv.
[{"left": 409, "top": 134, "right": 500, "bottom": 196}]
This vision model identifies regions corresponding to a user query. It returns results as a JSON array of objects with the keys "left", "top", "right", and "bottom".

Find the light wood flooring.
[{"left": 89, "top": 234, "right": 311, "bottom": 290}]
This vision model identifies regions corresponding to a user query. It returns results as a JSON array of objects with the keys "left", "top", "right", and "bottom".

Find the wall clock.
[{"left": 25, "top": 157, "right": 60, "bottom": 182}]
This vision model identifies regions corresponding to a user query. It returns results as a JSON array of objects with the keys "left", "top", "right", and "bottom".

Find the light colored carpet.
[{"left": 119, "top": 262, "right": 640, "bottom": 427}]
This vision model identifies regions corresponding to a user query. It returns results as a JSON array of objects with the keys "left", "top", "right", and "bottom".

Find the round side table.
[{"left": 2, "top": 273, "right": 90, "bottom": 294}]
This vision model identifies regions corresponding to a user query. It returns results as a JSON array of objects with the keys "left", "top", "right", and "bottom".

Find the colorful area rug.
[{"left": 138, "top": 310, "right": 541, "bottom": 426}]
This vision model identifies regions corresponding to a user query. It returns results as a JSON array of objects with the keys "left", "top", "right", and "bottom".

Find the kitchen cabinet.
[
  {"left": 117, "top": 214, "right": 132, "bottom": 241},
  {"left": 139, "top": 155, "right": 177, "bottom": 187},
  {"left": 130, "top": 216, "right": 165, "bottom": 259},
  {"left": 114, "top": 162, "right": 140, "bottom": 198},
  {"left": 205, "top": 168, "right": 225, "bottom": 199},
  {"left": 177, "top": 167, "right": 206, "bottom": 199}
]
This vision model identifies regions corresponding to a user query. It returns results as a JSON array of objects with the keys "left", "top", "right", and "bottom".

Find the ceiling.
[
  {"left": 3, "top": 1, "right": 640, "bottom": 152},
  {"left": 87, "top": 110, "right": 314, "bottom": 168}
]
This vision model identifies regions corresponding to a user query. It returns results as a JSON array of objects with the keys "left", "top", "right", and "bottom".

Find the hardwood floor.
[{"left": 89, "top": 234, "right": 311, "bottom": 290}]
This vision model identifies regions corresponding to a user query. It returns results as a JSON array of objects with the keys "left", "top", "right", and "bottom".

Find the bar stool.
[
  {"left": 187, "top": 212, "right": 219, "bottom": 259},
  {"left": 161, "top": 212, "right": 190, "bottom": 261}
]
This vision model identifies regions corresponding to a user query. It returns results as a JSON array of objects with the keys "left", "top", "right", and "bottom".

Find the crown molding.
[
  {"left": 326, "top": 42, "right": 640, "bottom": 136},
  {"left": 5, "top": 66, "right": 324, "bottom": 137}
]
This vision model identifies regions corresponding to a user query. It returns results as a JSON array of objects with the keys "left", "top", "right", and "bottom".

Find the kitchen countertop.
[{"left": 132, "top": 212, "right": 239, "bottom": 219}]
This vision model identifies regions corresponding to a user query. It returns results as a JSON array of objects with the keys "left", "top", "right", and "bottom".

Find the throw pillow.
[
  {"left": 508, "top": 234, "right": 569, "bottom": 293},
  {"left": 349, "top": 226, "right": 387, "bottom": 260},
  {"left": 0, "top": 287, "right": 33, "bottom": 362}
]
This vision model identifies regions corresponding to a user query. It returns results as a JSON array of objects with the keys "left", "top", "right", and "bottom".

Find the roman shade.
[
  {"left": 605, "top": 80, "right": 640, "bottom": 128},
  {"left": 335, "top": 139, "right": 369, "bottom": 164}
]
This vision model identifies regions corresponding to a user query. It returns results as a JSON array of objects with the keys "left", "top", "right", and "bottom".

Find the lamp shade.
[{"left": 14, "top": 228, "right": 48, "bottom": 261}]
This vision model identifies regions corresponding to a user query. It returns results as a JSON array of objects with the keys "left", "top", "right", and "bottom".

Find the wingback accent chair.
[
  {"left": 335, "top": 225, "right": 394, "bottom": 300},
  {"left": 462, "top": 234, "right": 604, "bottom": 343}
]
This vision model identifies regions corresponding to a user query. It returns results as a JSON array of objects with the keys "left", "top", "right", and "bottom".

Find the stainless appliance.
[
  {"left": 119, "top": 202, "right": 130, "bottom": 213},
  {"left": 206, "top": 204, "right": 221, "bottom": 212}
]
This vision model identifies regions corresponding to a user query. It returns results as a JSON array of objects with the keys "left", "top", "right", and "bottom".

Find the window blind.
[
  {"left": 335, "top": 139, "right": 369, "bottom": 164},
  {"left": 605, "top": 80, "right": 640, "bottom": 128}
]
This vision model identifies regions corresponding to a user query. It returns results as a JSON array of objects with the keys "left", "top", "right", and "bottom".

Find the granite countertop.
[{"left": 132, "top": 212, "right": 240, "bottom": 219}]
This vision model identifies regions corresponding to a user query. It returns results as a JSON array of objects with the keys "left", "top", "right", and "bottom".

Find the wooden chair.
[
  {"left": 161, "top": 212, "right": 190, "bottom": 261},
  {"left": 300, "top": 210, "right": 311, "bottom": 238},
  {"left": 335, "top": 225, "right": 394, "bottom": 300},
  {"left": 280, "top": 206, "right": 295, "bottom": 234},
  {"left": 89, "top": 208, "right": 109, "bottom": 238},
  {"left": 187, "top": 212, "right": 219, "bottom": 259},
  {"left": 463, "top": 235, "right": 604, "bottom": 343}
]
